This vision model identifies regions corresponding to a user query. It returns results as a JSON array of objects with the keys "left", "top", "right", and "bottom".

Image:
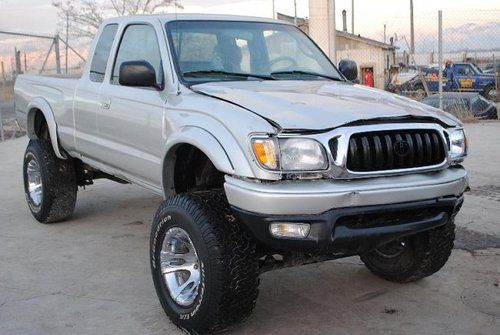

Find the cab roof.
[{"left": 103, "top": 13, "right": 290, "bottom": 26}]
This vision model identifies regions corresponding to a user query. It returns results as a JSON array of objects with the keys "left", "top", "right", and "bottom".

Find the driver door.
[{"left": 95, "top": 23, "right": 167, "bottom": 187}]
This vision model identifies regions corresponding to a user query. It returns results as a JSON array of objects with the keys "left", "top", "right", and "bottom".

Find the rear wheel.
[
  {"left": 414, "top": 83, "right": 426, "bottom": 101},
  {"left": 150, "top": 191, "right": 259, "bottom": 334},
  {"left": 23, "top": 140, "right": 77, "bottom": 223},
  {"left": 360, "top": 218, "right": 455, "bottom": 283}
]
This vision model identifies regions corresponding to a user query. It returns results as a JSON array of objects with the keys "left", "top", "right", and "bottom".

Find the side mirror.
[
  {"left": 119, "top": 60, "right": 159, "bottom": 88},
  {"left": 338, "top": 59, "right": 358, "bottom": 82}
]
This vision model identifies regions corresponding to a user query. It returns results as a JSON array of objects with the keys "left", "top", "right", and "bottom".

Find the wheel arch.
[
  {"left": 162, "top": 127, "right": 237, "bottom": 197},
  {"left": 26, "top": 98, "right": 66, "bottom": 159}
]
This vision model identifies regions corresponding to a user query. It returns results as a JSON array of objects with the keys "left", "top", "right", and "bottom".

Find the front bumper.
[
  {"left": 224, "top": 167, "right": 468, "bottom": 215},
  {"left": 224, "top": 167, "right": 468, "bottom": 254},
  {"left": 233, "top": 196, "right": 463, "bottom": 254}
]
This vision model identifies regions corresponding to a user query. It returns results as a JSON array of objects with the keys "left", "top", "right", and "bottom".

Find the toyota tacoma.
[{"left": 15, "top": 14, "right": 468, "bottom": 334}]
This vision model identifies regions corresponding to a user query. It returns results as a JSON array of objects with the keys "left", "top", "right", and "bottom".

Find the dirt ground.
[{"left": 0, "top": 123, "right": 499, "bottom": 335}]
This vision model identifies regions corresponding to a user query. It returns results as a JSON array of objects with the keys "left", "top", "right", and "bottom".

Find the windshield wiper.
[
  {"left": 183, "top": 70, "right": 275, "bottom": 81},
  {"left": 271, "top": 70, "right": 343, "bottom": 81}
]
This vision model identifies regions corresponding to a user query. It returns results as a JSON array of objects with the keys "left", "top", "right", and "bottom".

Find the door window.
[
  {"left": 457, "top": 65, "right": 472, "bottom": 76},
  {"left": 111, "top": 24, "right": 163, "bottom": 86},
  {"left": 89, "top": 24, "right": 118, "bottom": 82}
]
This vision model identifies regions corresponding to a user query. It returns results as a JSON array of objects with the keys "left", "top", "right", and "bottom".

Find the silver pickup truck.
[{"left": 15, "top": 14, "right": 468, "bottom": 334}]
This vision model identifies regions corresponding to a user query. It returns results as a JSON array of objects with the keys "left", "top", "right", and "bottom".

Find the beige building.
[{"left": 278, "top": 9, "right": 397, "bottom": 89}]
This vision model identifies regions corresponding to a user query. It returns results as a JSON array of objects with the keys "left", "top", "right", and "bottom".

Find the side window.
[
  {"left": 112, "top": 24, "right": 163, "bottom": 86},
  {"left": 89, "top": 24, "right": 118, "bottom": 82},
  {"left": 457, "top": 65, "right": 471, "bottom": 76}
]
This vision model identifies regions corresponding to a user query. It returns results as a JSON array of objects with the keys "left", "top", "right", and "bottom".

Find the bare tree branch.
[{"left": 52, "top": 0, "right": 178, "bottom": 39}]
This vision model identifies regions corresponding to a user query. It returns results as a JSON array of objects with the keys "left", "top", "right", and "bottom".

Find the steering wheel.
[{"left": 269, "top": 56, "right": 298, "bottom": 69}]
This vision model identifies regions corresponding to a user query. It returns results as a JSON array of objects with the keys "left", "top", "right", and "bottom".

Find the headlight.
[
  {"left": 449, "top": 128, "right": 467, "bottom": 162},
  {"left": 251, "top": 137, "right": 328, "bottom": 171}
]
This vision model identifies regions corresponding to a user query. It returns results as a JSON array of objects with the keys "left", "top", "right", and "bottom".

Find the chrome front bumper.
[{"left": 224, "top": 167, "right": 468, "bottom": 215}]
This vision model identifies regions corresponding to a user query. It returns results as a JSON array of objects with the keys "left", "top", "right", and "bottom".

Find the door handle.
[{"left": 99, "top": 100, "right": 111, "bottom": 110}]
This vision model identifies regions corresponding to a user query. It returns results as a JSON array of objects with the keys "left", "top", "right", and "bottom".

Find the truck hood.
[{"left": 192, "top": 80, "right": 460, "bottom": 130}]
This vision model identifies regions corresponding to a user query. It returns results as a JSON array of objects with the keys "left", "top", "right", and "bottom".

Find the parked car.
[
  {"left": 422, "top": 92, "right": 498, "bottom": 119},
  {"left": 389, "top": 62, "right": 497, "bottom": 101},
  {"left": 14, "top": 14, "right": 468, "bottom": 334}
]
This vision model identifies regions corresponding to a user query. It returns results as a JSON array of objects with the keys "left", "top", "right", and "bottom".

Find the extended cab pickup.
[{"left": 15, "top": 14, "right": 468, "bottom": 334}]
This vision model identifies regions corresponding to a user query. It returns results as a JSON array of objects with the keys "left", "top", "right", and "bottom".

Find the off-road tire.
[
  {"left": 150, "top": 190, "right": 259, "bottom": 334},
  {"left": 23, "top": 139, "right": 77, "bottom": 223},
  {"left": 360, "top": 219, "right": 455, "bottom": 283}
]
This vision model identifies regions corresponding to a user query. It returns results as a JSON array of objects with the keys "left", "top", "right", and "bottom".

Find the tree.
[{"left": 52, "top": 0, "right": 182, "bottom": 38}]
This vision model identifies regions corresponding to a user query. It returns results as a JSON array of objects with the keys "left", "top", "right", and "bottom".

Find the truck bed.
[{"left": 14, "top": 74, "right": 79, "bottom": 131}]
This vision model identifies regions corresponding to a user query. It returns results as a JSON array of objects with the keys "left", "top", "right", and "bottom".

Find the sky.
[
  {"left": 1, "top": 0, "right": 498, "bottom": 36},
  {"left": 0, "top": 0, "right": 499, "bottom": 72}
]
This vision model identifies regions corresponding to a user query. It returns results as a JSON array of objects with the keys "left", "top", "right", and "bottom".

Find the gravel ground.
[{"left": 0, "top": 123, "right": 499, "bottom": 335}]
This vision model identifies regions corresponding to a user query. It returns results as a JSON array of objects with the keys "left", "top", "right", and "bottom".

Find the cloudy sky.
[
  {"left": 0, "top": 0, "right": 498, "bottom": 72},
  {"left": 0, "top": 0, "right": 498, "bottom": 36}
]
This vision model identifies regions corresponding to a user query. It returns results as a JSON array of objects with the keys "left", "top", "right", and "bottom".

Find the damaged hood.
[{"left": 192, "top": 80, "right": 460, "bottom": 130}]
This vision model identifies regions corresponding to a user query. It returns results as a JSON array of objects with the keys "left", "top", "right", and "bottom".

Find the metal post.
[
  {"left": 493, "top": 53, "right": 498, "bottom": 105},
  {"left": 14, "top": 48, "right": 22, "bottom": 76},
  {"left": 328, "top": 0, "right": 337, "bottom": 64},
  {"left": 351, "top": 0, "right": 354, "bottom": 34},
  {"left": 65, "top": 13, "right": 69, "bottom": 74},
  {"left": 1, "top": 61, "right": 5, "bottom": 85},
  {"left": 54, "top": 34, "right": 61, "bottom": 74},
  {"left": 0, "top": 107, "right": 4, "bottom": 142},
  {"left": 294, "top": 0, "right": 298, "bottom": 26},
  {"left": 438, "top": 10, "right": 443, "bottom": 110},
  {"left": 410, "top": 0, "right": 415, "bottom": 55},
  {"left": 272, "top": 0, "right": 275, "bottom": 19}
]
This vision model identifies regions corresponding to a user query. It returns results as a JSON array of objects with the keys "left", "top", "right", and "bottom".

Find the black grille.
[{"left": 345, "top": 129, "right": 446, "bottom": 172}]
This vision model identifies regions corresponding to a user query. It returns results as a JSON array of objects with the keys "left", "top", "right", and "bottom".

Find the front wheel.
[
  {"left": 482, "top": 85, "right": 497, "bottom": 101},
  {"left": 150, "top": 191, "right": 259, "bottom": 334},
  {"left": 360, "top": 218, "right": 455, "bottom": 283},
  {"left": 23, "top": 140, "right": 77, "bottom": 223}
]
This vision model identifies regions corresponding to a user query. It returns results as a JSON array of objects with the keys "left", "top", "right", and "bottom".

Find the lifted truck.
[{"left": 15, "top": 14, "right": 468, "bottom": 334}]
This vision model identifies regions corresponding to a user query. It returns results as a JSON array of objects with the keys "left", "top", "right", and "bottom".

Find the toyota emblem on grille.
[{"left": 394, "top": 140, "right": 410, "bottom": 157}]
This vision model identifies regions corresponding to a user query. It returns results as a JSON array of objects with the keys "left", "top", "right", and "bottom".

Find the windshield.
[
  {"left": 166, "top": 20, "right": 343, "bottom": 84},
  {"left": 470, "top": 63, "right": 482, "bottom": 74}
]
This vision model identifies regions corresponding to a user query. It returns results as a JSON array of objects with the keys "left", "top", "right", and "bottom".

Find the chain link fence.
[
  {"left": 387, "top": 9, "right": 499, "bottom": 121},
  {"left": 0, "top": 31, "right": 87, "bottom": 141}
]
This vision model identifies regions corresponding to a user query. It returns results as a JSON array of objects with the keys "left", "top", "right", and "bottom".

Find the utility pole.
[
  {"left": 329, "top": 0, "right": 336, "bottom": 63},
  {"left": 351, "top": 0, "right": 354, "bottom": 34},
  {"left": 272, "top": 0, "right": 275, "bottom": 19},
  {"left": 24, "top": 52, "right": 27, "bottom": 72},
  {"left": 294, "top": 0, "right": 298, "bottom": 26},
  {"left": 410, "top": 0, "right": 415, "bottom": 55},
  {"left": 65, "top": 12, "right": 69, "bottom": 74},
  {"left": 384, "top": 24, "right": 387, "bottom": 43}
]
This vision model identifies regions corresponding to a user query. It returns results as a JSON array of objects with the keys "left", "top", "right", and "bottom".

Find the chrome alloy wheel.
[
  {"left": 26, "top": 157, "right": 43, "bottom": 209},
  {"left": 161, "top": 227, "right": 201, "bottom": 307}
]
